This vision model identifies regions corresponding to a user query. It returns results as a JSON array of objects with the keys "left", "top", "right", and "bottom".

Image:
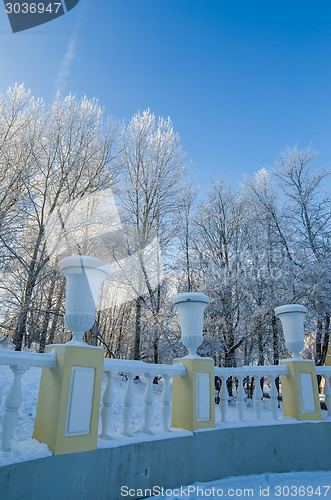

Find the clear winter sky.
[{"left": 0, "top": 1, "right": 330, "bottom": 194}]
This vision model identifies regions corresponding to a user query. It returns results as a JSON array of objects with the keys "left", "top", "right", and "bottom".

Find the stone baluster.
[
  {"left": 122, "top": 373, "right": 134, "bottom": 436},
  {"left": 161, "top": 375, "right": 171, "bottom": 431},
  {"left": 253, "top": 376, "right": 263, "bottom": 420},
  {"left": 324, "top": 375, "right": 331, "bottom": 418},
  {"left": 143, "top": 374, "right": 154, "bottom": 434},
  {"left": 269, "top": 375, "right": 279, "bottom": 420},
  {"left": 219, "top": 376, "right": 228, "bottom": 422},
  {"left": 99, "top": 371, "right": 114, "bottom": 439},
  {"left": 236, "top": 376, "right": 245, "bottom": 421},
  {"left": 1, "top": 366, "right": 26, "bottom": 451}
]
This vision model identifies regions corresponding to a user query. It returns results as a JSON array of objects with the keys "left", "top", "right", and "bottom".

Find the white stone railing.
[
  {"left": 1, "top": 348, "right": 330, "bottom": 454},
  {"left": 214, "top": 365, "right": 290, "bottom": 422},
  {"left": 0, "top": 349, "right": 57, "bottom": 451},
  {"left": 316, "top": 366, "right": 331, "bottom": 418},
  {"left": 99, "top": 358, "right": 186, "bottom": 438}
]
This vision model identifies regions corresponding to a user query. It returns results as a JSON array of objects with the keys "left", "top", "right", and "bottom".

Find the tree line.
[{"left": 0, "top": 84, "right": 329, "bottom": 367}]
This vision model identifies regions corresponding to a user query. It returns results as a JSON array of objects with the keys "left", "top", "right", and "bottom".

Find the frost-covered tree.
[
  {"left": 238, "top": 146, "right": 330, "bottom": 365},
  {"left": 273, "top": 145, "right": 330, "bottom": 365},
  {"left": 240, "top": 169, "right": 292, "bottom": 365},
  {"left": 0, "top": 86, "right": 119, "bottom": 351},
  {"left": 0, "top": 84, "right": 35, "bottom": 232},
  {"left": 118, "top": 109, "right": 188, "bottom": 360},
  {"left": 187, "top": 149, "right": 330, "bottom": 368},
  {"left": 1, "top": 85, "right": 329, "bottom": 370},
  {"left": 193, "top": 179, "right": 249, "bottom": 367},
  {"left": 173, "top": 181, "right": 199, "bottom": 293}
]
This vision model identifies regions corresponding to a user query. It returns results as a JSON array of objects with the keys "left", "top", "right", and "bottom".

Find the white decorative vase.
[
  {"left": 60, "top": 255, "right": 111, "bottom": 346},
  {"left": 274, "top": 304, "right": 308, "bottom": 359},
  {"left": 173, "top": 292, "right": 210, "bottom": 357}
]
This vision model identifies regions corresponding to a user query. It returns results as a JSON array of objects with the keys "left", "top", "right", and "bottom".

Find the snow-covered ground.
[{"left": 1, "top": 362, "right": 330, "bottom": 499}]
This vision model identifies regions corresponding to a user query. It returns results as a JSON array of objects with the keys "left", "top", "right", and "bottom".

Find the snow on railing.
[
  {"left": 100, "top": 358, "right": 186, "bottom": 438},
  {"left": 0, "top": 349, "right": 57, "bottom": 451},
  {"left": 316, "top": 366, "right": 331, "bottom": 418},
  {"left": 214, "top": 365, "right": 290, "bottom": 422}
]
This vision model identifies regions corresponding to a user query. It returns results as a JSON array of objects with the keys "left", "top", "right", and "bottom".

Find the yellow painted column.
[
  {"left": 172, "top": 357, "right": 215, "bottom": 432},
  {"left": 280, "top": 359, "right": 322, "bottom": 421},
  {"left": 324, "top": 346, "right": 331, "bottom": 393},
  {"left": 33, "top": 344, "right": 104, "bottom": 455},
  {"left": 326, "top": 345, "right": 331, "bottom": 367}
]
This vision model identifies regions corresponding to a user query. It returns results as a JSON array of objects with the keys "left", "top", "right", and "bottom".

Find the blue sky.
[{"left": 0, "top": 1, "right": 330, "bottom": 193}]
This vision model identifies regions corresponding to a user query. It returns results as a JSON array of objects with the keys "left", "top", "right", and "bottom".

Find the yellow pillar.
[
  {"left": 33, "top": 344, "right": 104, "bottom": 455},
  {"left": 171, "top": 358, "right": 215, "bottom": 432},
  {"left": 280, "top": 359, "right": 322, "bottom": 421},
  {"left": 326, "top": 345, "right": 331, "bottom": 367},
  {"left": 324, "top": 346, "right": 331, "bottom": 393}
]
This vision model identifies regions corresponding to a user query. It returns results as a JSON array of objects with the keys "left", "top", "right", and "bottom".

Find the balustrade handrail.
[
  {"left": 0, "top": 348, "right": 57, "bottom": 369},
  {"left": 214, "top": 364, "right": 290, "bottom": 377},
  {"left": 316, "top": 366, "right": 331, "bottom": 376},
  {"left": 103, "top": 358, "right": 186, "bottom": 377}
]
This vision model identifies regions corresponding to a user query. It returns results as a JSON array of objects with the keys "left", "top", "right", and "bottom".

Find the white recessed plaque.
[
  {"left": 299, "top": 372, "right": 316, "bottom": 413},
  {"left": 197, "top": 373, "right": 210, "bottom": 422},
  {"left": 65, "top": 366, "right": 95, "bottom": 437}
]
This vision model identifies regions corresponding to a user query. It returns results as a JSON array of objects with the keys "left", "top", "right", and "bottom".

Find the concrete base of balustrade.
[{"left": 1, "top": 422, "right": 331, "bottom": 500}]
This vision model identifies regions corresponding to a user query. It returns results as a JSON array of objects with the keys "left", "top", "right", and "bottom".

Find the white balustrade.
[
  {"left": 2, "top": 347, "right": 330, "bottom": 454},
  {"left": 0, "top": 349, "right": 57, "bottom": 451},
  {"left": 101, "top": 358, "right": 186, "bottom": 438},
  {"left": 214, "top": 365, "right": 290, "bottom": 423},
  {"left": 316, "top": 366, "right": 331, "bottom": 418}
]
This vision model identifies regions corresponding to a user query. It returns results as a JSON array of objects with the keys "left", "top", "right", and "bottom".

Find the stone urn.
[
  {"left": 274, "top": 304, "right": 308, "bottom": 359},
  {"left": 60, "top": 255, "right": 111, "bottom": 346},
  {"left": 173, "top": 292, "right": 210, "bottom": 357}
]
